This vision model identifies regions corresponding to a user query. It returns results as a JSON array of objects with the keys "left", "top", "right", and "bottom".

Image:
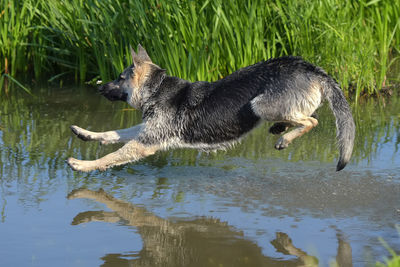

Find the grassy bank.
[{"left": 1, "top": 0, "right": 399, "bottom": 100}]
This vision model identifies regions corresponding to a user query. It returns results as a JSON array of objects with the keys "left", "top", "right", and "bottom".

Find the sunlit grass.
[
  {"left": 376, "top": 226, "right": 400, "bottom": 267},
  {"left": 0, "top": 0, "right": 399, "bottom": 99},
  {"left": 376, "top": 248, "right": 400, "bottom": 267}
]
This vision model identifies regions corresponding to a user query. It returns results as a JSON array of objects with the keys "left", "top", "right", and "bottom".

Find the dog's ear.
[
  {"left": 137, "top": 44, "right": 152, "bottom": 63},
  {"left": 131, "top": 44, "right": 152, "bottom": 66},
  {"left": 130, "top": 45, "right": 137, "bottom": 62},
  {"left": 131, "top": 45, "right": 142, "bottom": 67}
]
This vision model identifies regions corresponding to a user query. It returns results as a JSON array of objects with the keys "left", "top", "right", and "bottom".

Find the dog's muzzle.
[{"left": 98, "top": 83, "right": 128, "bottom": 102}]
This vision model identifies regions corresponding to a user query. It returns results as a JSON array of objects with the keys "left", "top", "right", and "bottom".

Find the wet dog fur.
[{"left": 67, "top": 45, "right": 355, "bottom": 172}]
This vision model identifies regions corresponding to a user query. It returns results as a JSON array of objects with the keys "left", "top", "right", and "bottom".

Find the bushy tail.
[{"left": 325, "top": 80, "right": 355, "bottom": 171}]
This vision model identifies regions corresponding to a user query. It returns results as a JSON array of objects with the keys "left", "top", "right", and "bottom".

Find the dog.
[{"left": 67, "top": 45, "right": 355, "bottom": 172}]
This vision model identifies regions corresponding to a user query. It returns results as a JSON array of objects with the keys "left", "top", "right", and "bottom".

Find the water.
[{"left": 0, "top": 87, "right": 399, "bottom": 266}]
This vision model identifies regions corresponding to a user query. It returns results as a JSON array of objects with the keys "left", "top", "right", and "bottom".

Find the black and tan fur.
[{"left": 67, "top": 45, "right": 355, "bottom": 172}]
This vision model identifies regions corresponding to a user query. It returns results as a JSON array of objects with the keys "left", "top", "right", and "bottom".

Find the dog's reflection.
[{"left": 68, "top": 188, "right": 352, "bottom": 267}]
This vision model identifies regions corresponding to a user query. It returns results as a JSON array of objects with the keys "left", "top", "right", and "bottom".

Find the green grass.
[
  {"left": 376, "top": 226, "right": 400, "bottom": 267},
  {"left": 0, "top": 0, "right": 399, "bottom": 100},
  {"left": 376, "top": 248, "right": 400, "bottom": 267}
]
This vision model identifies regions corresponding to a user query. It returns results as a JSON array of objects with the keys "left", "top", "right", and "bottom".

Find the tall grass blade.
[{"left": 3, "top": 74, "right": 34, "bottom": 95}]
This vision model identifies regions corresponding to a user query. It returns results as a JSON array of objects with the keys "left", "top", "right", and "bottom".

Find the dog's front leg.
[
  {"left": 66, "top": 140, "right": 158, "bottom": 172},
  {"left": 70, "top": 124, "right": 143, "bottom": 144}
]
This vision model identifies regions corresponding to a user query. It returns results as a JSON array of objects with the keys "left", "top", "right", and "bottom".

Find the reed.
[
  {"left": 0, "top": 0, "right": 399, "bottom": 100},
  {"left": 376, "top": 227, "right": 400, "bottom": 267}
]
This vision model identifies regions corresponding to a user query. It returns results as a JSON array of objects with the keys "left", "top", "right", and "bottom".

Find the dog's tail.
[{"left": 324, "top": 79, "right": 355, "bottom": 171}]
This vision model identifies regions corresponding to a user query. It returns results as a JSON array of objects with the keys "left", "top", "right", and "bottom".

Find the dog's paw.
[
  {"left": 100, "top": 139, "right": 112, "bottom": 145},
  {"left": 66, "top": 157, "right": 93, "bottom": 172},
  {"left": 70, "top": 125, "right": 93, "bottom": 141},
  {"left": 66, "top": 157, "right": 82, "bottom": 171},
  {"left": 274, "top": 137, "right": 290, "bottom": 150}
]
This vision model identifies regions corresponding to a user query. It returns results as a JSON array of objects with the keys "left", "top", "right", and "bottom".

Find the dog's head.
[{"left": 99, "top": 45, "right": 166, "bottom": 109}]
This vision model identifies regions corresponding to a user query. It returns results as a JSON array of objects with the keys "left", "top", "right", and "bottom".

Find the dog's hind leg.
[
  {"left": 274, "top": 116, "right": 318, "bottom": 150},
  {"left": 70, "top": 124, "right": 143, "bottom": 144},
  {"left": 269, "top": 112, "right": 318, "bottom": 135},
  {"left": 67, "top": 140, "right": 158, "bottom": 172}
]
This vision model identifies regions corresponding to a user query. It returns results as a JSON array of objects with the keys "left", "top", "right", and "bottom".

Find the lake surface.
[{"left": 0, "top": 86, "right": 399, "bottom": 266}]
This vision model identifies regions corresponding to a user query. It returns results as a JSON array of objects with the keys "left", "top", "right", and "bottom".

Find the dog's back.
[{"left": 143, "top": 57, "right": 322, "bottom": 138}]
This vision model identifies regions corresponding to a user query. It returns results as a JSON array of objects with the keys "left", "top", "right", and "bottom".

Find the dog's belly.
[{"left": 181, "top": 103, "right": 261, "bottom": 144}]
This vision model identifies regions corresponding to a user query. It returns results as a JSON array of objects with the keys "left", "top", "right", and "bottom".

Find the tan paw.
[
  {"left": 275, "top": 136, "right": 290, "bottom": 150},
  {"left": 66, "top": 157, "right": 94, "bottom": 172},
  {"left": 70, "top": 125, "right": 94, "bottom": 141}
]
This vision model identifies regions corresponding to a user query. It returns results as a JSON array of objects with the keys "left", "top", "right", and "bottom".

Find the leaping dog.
[{"left": 67, "top": 45, "right": 355, "bottom": 172}]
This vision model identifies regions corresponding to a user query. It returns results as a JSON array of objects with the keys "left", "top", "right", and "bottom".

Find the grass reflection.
[{"left": 0, "top": 88, "right": 399, "bottom": 180}]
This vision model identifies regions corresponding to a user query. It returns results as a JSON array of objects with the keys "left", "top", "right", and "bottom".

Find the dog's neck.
[
  {"left": 158, "top": 75, "right": 190, "bottom": 92},
  {"left": 140, "top": 75, "right": 191, "bottom": 119}
]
